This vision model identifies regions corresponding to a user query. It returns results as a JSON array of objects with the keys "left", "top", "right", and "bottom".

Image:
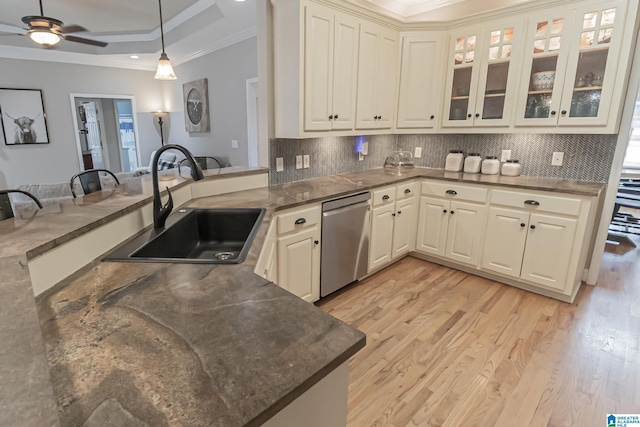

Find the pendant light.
[{"left": 154, "top": 0, "right": 176, "bottom": 80}]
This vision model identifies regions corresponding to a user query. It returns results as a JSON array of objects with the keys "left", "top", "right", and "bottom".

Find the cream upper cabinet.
[
  {"left": 304, "top": 4, "right": 359, "bottom": 131},
  {"left": 396, "top": 32, "right": 444, "bottom": 129},
  {"left": 443, "top": 19, "right": 523, "bottom": 128},
  {"left": 515, "top": 0, "right": 628, "bottom": 128},
  {"left": 355, "top": 22, "right": 399, "bottom": 130}
]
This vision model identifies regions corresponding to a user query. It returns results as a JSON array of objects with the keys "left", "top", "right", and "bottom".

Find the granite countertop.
[{"left": 2, "top": 167, "right": 605, "bottom": 427}]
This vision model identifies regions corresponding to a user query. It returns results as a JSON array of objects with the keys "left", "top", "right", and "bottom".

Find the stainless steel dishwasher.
[{"left": 320, "top": 191, "right": 371, "bottom": 297}]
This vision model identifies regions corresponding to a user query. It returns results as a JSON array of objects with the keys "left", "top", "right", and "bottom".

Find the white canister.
[
  {"left": 501, "top": 159, "right": 522, "bottom": 176},
  {"left": 445, "top": 150, "right": 464, "bottom": 172},
  {"left": 481, "top": 156, "right": 500, "bottom": 175},
  {"left": 463, "top": 153, "right": 482, "bottom": 173}
]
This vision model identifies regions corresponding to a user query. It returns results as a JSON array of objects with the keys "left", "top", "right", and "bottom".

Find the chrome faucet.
[{"left": 151, "top": 144, "right": 204, "bottom": 229}]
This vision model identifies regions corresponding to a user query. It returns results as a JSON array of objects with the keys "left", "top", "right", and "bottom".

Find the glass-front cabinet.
[
  {"left": 443, "top": 19, "right": 522, "bottom": 128},
  {"left": 516, "top": 0, "right": 627, "bottom": 126}
]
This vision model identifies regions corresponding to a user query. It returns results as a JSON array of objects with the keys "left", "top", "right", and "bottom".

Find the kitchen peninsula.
[{"left": 2, "top": 166, "right": 603, "bottom": 426}]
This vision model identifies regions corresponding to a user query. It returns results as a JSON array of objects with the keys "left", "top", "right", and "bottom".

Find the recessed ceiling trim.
[{"left": 173, "top": 26, "right": 256, "bottom": 66}]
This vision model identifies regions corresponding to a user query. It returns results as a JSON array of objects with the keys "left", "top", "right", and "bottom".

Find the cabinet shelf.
[
  {"left": 573, "top": 86, "right": 603, "bottom": 92},
  {"left": 528, "top": 89, "right": 553, "bottom": 95},
  {"left": 484, "top": 92, "right": 506, "bottom": 98},
  {"left": 451, "top": 95, "right": 470, "bottom": 100}
]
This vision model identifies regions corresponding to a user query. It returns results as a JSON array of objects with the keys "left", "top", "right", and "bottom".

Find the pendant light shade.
[
  {"left": 29, "top": 30, "right": 61, "bottom": 46},
  {"left": 154, "top": 0, "right": 176, "bottom": 80}
]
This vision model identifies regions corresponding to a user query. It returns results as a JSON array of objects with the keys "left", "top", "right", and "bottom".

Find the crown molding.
[{"left": 173, "top": 27, "right": 257, "bottom": 66}]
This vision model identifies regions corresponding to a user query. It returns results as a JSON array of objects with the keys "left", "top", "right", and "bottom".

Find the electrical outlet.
[
  {"left": 303, "top": 154, "right": 310, "bottom": 169},
  {"left": 231, "top": 139, "right": 238, "bottom": 149},
  {"left": 552, "top": 151, "right": 564, "bottom": 166},
  {"left": 276, "top": 157, "right": 284, "bottom": 172},
  {"left": 296, "top": 155, "right": 303, "bottom": 169},
  {"left": 359, "top": 152, "right": 364, "bottom": 161},
  {"left": 415, "top": 146, "right": 423, "bottom": 158},
  {"left": 361, "top": 141, "right": 369, "bottom": 156},
  {"left": 501, "top": 150, "right": 511, "bottom": 162}
]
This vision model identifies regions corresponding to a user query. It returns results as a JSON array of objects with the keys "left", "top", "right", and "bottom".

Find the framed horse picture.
[{"left": 0, "top": 88, "right": 50, "bottom": 145}]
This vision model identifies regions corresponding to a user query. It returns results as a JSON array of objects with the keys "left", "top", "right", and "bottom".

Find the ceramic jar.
[
  {"left": 445, "top": 150, "right": 464, "bottom": 172},
  {"left": 463, "top": 153, "right": 482, "bottom": 173},
  {"left": 501, "top": 160, "right": 522, "bottom": 176},
  {"left": 481, "top": 156, "right": 500, "bottom": 175}
]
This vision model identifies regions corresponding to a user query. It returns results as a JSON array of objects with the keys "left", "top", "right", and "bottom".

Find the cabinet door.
[
  {"left": 520, "top": 213, "right": 577, "bottom": 292},
  {"left": 558, "top": 0, "right": 626, "bottom": 126},
  {"left": 392, "top": 197, "right": 417, "bottom": 259},
  {"left": 416, "top": 196, "right": 449, "bottom": 257},
  {"left": 442, "top": 28, "right": 483, "bottom": 127},
  {"left": 375, "top": 28, "right": 399, "bottom": 129},
  {"left": 355, "top": 22, "right": 381, "bottom": 130},
  {"left": 515, "top": 8, "right": 574, "bottom": 126},
  {"left": 331, "top": 13, "right": 360, "bottom": 130},
  {"left": 277, "top": 226, "right": 320, "bottom": 302},
  {"left": 304, "top": 5, "right": 334, "bottom": 131},
  {"left": 369, "top": 203, "right": 395, "bottom": 271},
  {"left": 396, "top": 33, "right": 442, "bottom": 128},
  {"left": 474, "top": 20, "right": 522, "bottom": 127},
  {"left": 481, "top": 207, "right": 529, "bottom": 278},
  {"left": 445, "top": 201, "right": 486, "bottom": 267}
]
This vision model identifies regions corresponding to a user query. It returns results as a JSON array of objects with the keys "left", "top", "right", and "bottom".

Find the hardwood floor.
[{"left": 318, "top": 241, "right": 640, "bottom": 426}]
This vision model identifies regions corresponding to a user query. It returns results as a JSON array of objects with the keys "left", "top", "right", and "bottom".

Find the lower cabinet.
[
  {"left": 482, "top": 206, "right": 578, "bottom": 292},
  {"left": 369, "top": 181, "right": 418, "bottom": 271}
]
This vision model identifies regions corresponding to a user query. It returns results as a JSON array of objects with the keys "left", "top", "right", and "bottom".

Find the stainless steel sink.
[{"left": 104, "top": 208, "right": 265, "bottom": 264}]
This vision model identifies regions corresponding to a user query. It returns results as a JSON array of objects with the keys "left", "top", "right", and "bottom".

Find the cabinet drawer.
[
  {"left": 421, "top": 181, "right": 487, "bottom": 203},
  {"left": 396, "top": 181, "right": 418, "bottom": 200},
  {"left": 372, "top": 186, "right": 396, "bottom": 207},
  {"left": 277, "top": 205, "right": 321, "bottom": 235},
  {"left": 490, "top": 190, "right": 582, "bottom": 216}
]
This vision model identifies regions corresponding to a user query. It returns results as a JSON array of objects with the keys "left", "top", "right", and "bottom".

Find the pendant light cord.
[{"left": 158, "top": 0, "right": 166, "bottom": 53}]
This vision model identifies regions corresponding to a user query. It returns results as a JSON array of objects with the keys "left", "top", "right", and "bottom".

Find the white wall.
[
  {"left": 0, "top": 58, "right": 165, "bottom": 188},
  {"left": 166, "top": 37, "right": 258, "bottom": 167}
]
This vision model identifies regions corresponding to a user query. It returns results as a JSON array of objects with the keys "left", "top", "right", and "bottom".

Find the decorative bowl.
[{"left": 531, "top": 71, "right": 555, "bottom": 91}]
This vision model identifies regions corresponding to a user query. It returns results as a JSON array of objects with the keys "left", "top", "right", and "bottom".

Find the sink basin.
[{"left": 104, "top": 208, "right": 265, "bottom": 264}]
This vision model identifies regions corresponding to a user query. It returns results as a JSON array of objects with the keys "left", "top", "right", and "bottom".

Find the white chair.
[{"left": 135, "top": 150, "right": 178, "bottom": 174}]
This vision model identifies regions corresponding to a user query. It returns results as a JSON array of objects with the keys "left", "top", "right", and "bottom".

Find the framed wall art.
[
  {"left": 183, "top": 78, "right": 210, "bottom": 133},
  {"left": 0, "top": 88, "right": 50, "bottom": 145}
]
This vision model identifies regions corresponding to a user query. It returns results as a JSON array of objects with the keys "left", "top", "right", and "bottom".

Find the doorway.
[{"left": 70, "top": 94, "right": 142, "bottom": 173}]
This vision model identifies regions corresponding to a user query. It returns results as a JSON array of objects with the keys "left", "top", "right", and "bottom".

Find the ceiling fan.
[{"left": 0, "top": 0, "right": 108, "bottom": 47}]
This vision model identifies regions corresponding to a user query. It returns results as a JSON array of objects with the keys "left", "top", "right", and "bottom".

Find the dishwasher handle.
[{"left": 322, "top": 200, "right": 370, "bottom": 218}]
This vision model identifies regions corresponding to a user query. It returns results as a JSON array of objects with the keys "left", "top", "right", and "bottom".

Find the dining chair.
[{"left": 0, "top": 189, "right": 43, "bottom": 221}]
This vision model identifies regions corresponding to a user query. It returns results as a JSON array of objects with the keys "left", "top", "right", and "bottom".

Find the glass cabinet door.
[
  {"left": 560, "top": 1, "right": 626, "bottom": 125},
  {"left": 445, "top": 33, "right": 479, "bottom": 124},
  {"left": 519, "top": 15, "right": 571, "bottom": 124},
  {"left": 474, "top": 21, "right": 521, "bottom": 126}
]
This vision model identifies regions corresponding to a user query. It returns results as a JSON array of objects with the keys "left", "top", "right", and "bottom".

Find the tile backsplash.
[{"left": 269, "top": 133, "right": 618, "bottom": 185}]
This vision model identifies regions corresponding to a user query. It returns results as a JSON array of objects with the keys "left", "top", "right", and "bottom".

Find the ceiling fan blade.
[
  {"left": 0, "top": 32, "right": 27, "bottom": 37},
  {"left": 58, "top": 24, "right": 87, "bottom": 34},
  {"left": 62, "top": 34, "right": 108, "bottom": 47}
]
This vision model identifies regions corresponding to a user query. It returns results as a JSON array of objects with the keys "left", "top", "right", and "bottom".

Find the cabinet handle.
[
  {"left": 445, "top": 190, "right": 457, "bottom": 195},
  {"left": 530, "top": 225, "right": 536, "bottom": 230},
  {"left": 392, "top": 213, "right": 396, "bottom": 217},
  {"left": 561, "top": 110, "right": 567, "bottom": 115},
  {"left": 524, "top": 200, "right": 540, "bottom": 206},
  {"left": 294, "top": 218, "right": 306, "bottom": 225},
  {"left": 475, "top": 113, "right": 480, "bottom": 118},
  {"left": 430, "top": 115, "right": 435, "bottom": 119},
  {"left": 467, "top": 113, "right": 472, "bottom": 118},
  {"left": 404, "top": 189, "right": 411, "bottom": 194},
  {"left": 314, "top": 240, "right": 319, "bottom": 245},
  {"left": 450, "top": 210, "right": 455, "bottom": 215},
  {"left": 443, "top": 209, "right": 448, "bottom": 213},
  {"left": 334, "top": 114, "right": 339, "bottom": 119},
  {"left": 382, "top": 195, "right": 390, "bottom": 200},
  {"left": 329, "top": 115, "right": 333, "bottom": 120},
  {"left": 397, "top": 211, "right": 402, "bottom": 215},
  {"left": 551, "top": 110, "right": 557, "bottom": 116},
  {"left": 520, "top": 223, "right": 526, "bottom": 227}
]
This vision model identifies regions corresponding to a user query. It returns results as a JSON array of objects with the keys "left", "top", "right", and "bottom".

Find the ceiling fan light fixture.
[
  {"left": 155, "top": 52, "right": 177, "bottom": 80},
  {"left": 29, "top": 30, "right": 61, "bottom": 46}
]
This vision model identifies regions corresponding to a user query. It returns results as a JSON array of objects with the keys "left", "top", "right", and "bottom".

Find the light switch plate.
[
  {"left": 501, "top": 149, "right": 511, "bottom": 162},
  {"left": 414, "top": 147, "right": 423, "bottom": 158},
  {"left": 359, "top": 152, "right": 364, "bottom": 161},
  {"left": 361, "top": 141, "right": 369, "bottom": 156},
  {"left": 303, "top": 154, "right": 310, "bottom": 168},
  {"left": 231, "top": 139, "right": 239, "bottom": 149},
  {"left": 296, "top": 155, "right": 303, "bottom": 169},
  {"left": 552, "top": 151, "right": 564, "bottom": 166},
  {"left": 276, "top": 157, "right": 284, "bottom": 172}
]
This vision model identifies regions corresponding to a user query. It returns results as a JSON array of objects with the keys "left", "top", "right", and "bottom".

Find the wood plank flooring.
[{"left": 318, "top": 240, "right": 640, "bottom": 427}]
